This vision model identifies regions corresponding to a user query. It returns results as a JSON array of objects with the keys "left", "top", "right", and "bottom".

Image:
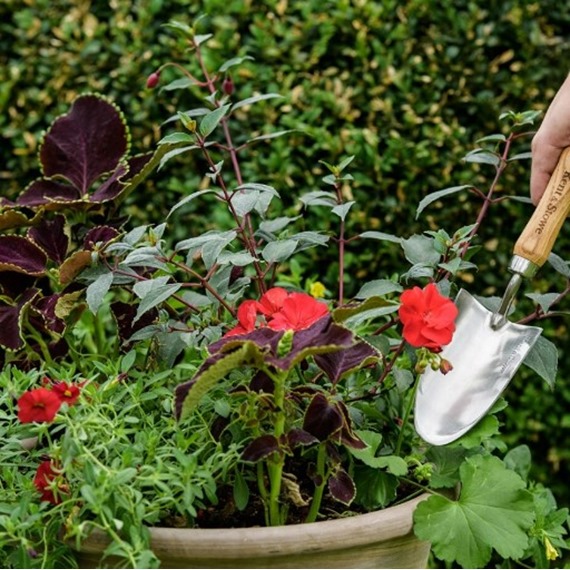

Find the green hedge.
[{"left": 2, "top": 0, "right": 570, "bottom": 508}]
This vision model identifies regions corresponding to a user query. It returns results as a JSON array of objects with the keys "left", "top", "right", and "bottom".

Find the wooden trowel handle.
[{"left": 514, "top": 147, "right": 570, "bottom": 267}]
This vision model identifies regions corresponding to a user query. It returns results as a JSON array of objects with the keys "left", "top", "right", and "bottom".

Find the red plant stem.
[{"left": 194, "top": 41, "right": 266, "bottom": 293}]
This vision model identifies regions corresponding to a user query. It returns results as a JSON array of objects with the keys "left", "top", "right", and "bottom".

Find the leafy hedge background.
[{"left": 2, "top": 0, "right": 570, "bottom": 516}]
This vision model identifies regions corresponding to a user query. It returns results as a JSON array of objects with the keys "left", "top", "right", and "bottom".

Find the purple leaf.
[
  {"left": 58, "top": 250, "right": 92, "bottom": 285},
  {"left": 328, "top": 468, "right": 356, "bottom": 506},
  {"left": 314, "top": 341, "right": 378, "bottom": 384},
  {"left": 17, "top": 179, "right": 81, "bottom": 207},
  {"left": 242, "top": 435, "right": 280, "bottom": 462},
  {"left": 84, "top": 226, "right": 121, "bottom": 250},
  {"left": 174, "top": 378, "right": 197, "bottom": 420},
  {"left": 0, "top": 236, "right": 47, "bottom": 276},
  {"left": 0, "top": 289, "right": 39, "bottom": 351},
  {"left": 249, "top": 371, "right": 275, "bottom": 393},
  {"left": 287, "top": 428, "right": 319, "bottom": 449},
  {"left": 32, "top": 294, "right": 66, "bottom": 334},
  {"left": 89, "top": 164, "right": 128, "bottom": 203},
  {"left": 303, "top": 393, "right": 343, "bottom": 441},
  {"left": 40, "top": 94, "right": 129, "bottom": 195},
  {"left": 208, "top": 327, "right": 283, "bottom": 355},
  {"left": 111, "top": 301, "right": 159, "bottom": 347},
  {"left": 27, "top": 215, "right": 68, "bottom": 264}
]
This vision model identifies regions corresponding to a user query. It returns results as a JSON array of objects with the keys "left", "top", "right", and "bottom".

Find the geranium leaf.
[
  {"left": 0, "top": 236, "right": 47, "bottom": 276},
  {"left": 413, "top": 455, "right": 535, "bottom": 568},
  {"left": 39, "top": 94, "right": 129, "bottom": 195}
]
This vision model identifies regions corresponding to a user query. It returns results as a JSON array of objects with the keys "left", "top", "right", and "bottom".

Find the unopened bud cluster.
[{"left": 414, "top": 348, "right": 453, "bottom": 376}]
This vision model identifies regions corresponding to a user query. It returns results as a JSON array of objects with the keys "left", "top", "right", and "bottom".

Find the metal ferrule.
[
  {"left": 508, "top": 255, "right": 540, "bottom": 279},
  {"left": 490, "top": 256, "right": 539, "bottom": 330}
]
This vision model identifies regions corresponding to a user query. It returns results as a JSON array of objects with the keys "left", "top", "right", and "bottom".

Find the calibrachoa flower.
[
  {"left": 33, "top": 460, "right": 66, "bottom": 504},
  {"left": 224, "top": 287, "right": 329, "bottom": 337},
  {"left": 17, "top": 388, "right": 62, "bottom": 423},
  {"left": 398, "top": 283, "right": 458, "bottom": 351},
  {"left": 52, "top": 381, "right": 81, "bottom": 405}
]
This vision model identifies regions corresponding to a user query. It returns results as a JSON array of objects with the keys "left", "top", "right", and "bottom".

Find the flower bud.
[
  {"left": 146, "top": 71, "right": 160, "bottom": 89},
  {"left": 439, "top": 358, "right": 453, "bottom": 375},
  {"left": 222, "top": 75, "right": 234, "bottom": 96}
]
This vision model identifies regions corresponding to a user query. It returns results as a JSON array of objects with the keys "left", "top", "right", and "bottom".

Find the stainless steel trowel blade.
[{"left": 414, "top": 289, "right": 542, "bottom": 446}]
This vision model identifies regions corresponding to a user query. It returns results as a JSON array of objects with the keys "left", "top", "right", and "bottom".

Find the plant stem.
[
  {"left": 395, "top": 372, "right": 421, "bottom": 456},
  {"left": 266, "top": 370, "right": 287, "bottom": 526},
  {"left": 305, "top": 443, "right": 327, "bottom": 523}
]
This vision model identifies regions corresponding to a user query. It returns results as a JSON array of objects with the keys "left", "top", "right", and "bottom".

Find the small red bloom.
[
  {"left": 17, "top": 388, "right": 62, "bottom": 424},
  {"left": 224, "top": 300, "right": 260, "bottom": 337},
  {"left": 33, "top": 461, "right": 65, "bottom": 504},
  {"left": 222, "top": 75, "right": 234, "bottom": 96},
  {"left": 52, "top": 382, "right": 81, "bottom": 405},
  {"left": 398, "top": 283, "right": 458, "bottom": 351},
  {"left": 268, "top": 292, "right": 329, "bottom": 331}
]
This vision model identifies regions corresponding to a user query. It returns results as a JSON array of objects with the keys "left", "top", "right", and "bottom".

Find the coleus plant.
[{"left": 0, "top": 94, "right": 172, "bottom": 366}]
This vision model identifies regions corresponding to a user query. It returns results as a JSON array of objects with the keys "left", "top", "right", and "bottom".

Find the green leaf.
[
  {"left": 349, "top": 430, "right": 407, "bottom": 476},
  {"left": 358, "top": 230, "right": 402, "bottom": 244},
  {"left": 246, "top": 129, "right": 297, "bottom": 144},
  {"left": 463, "top": 148, "right": 501, "bottom": 166},
  {"left": 218, "top": 55, "right": 254, "bottom": 73},
  {"left": 504, "top": 445, "right": 532, "bottom": 482},
  {"left": 233, "top": 469, "right": 250, "bottom": 511},
  {"left": 525, "top": 292, "right": 559, "bottom": 313},
  {"left": 168, "top": 188, "right": 217, "bottom": 218},
  {"left": 414, "top": 455, "right": 535, "bottom": 568},
  {"left": 354, "top": 279, "right": 402, "bottom": 299},
  {"left": 231, "top": 93, "right": 283, "bottom": 111},
  {"left": 523, "top": 336, "right": 558, "bottom": 389},
  {"left": 416, "top": 185, "right": 472, "bottom": 219},
  {"left": 261, "top": 239, "right": 298, "bottom": 263},
  {"left": 547, "top": 252, "right": 570, "bottom": 277},
  {"left": 401, "top": 234, "right": 440, "bottom": 266},
  {"left": 132, "top": 278, "right": 181, "bottom": 323},
  {"left": 426, "top": 446, "right": 468, "bottom": 488},
  {"left": 199, "top": 104, "right": 231, "bottom": 138},
  {"left": 353, "top": 465, "right": 398, "bottom": 509},
  {"left": 331, "top": 201, "right": 355, "bottom": 221},
  {"left": 85, "top": 271, "right": 114, "bottom": 314}
]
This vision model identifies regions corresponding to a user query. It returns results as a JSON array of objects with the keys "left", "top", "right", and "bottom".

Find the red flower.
[
  {"left": 33, "top": 461, "right": 65, "bottom": 504},
  {"left": 52, "top": 382, "right": 81, "bottom": 405},
  {"left": 224, "top": 300, "right": 260, "bottom": 336},
  {"left": 398, "top": 283, "right": 458, "bottom": 351},
  {"left": 268, "top": 292, "right": 329, "bottom": 331},
  {"left": 17, "top": 388, "right": 62, "bottom": 423},
  {"left": 257, "top": 287, "right": 289, "bottom": 317}
]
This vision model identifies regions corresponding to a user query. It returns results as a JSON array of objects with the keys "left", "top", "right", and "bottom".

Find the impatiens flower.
[
  {"left": 52, "top": 381, "right": 81, "bottom": 405},
  {"left": 17, "top": 388, "right": 62, "bottom": 423},
  {"left": 398, "top": 283, "right": 458, "bottom": 351},
  {"left": 33, "top": 461, "right": 66, "bottom": 504},
  {"left": 224, "top": 300, "right": 260, "bottom": 337},
  {"left": 268, "top": 292, "right": 329, "bottom": 332}
]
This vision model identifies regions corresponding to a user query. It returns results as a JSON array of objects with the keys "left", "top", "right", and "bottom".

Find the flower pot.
[{"left": 73, "top": 494, "right": 430, "bottom": 569}]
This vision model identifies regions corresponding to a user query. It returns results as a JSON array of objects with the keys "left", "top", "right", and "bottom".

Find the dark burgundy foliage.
[
  {"left": 328, "top": 468, "right": 356, "bottom": 506},
  {"left": 286, "top": 428, "right": 319, "bottom": 449},
  {"left": 0, "top": 94, "right": 162, "bottom": 362},
  {"left": 241, "top": 435, "right": 281, "bottom": 462},
  {"left": 111, "top": 301, "right": 159, "bottom": 349},
  {"left": 303, "top": 393, "right": 344, "bottom": 441}
]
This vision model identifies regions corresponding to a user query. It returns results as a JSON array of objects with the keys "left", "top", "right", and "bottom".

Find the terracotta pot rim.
[{"left": 79, "top": 492, "right": 430, "bottom": 559}]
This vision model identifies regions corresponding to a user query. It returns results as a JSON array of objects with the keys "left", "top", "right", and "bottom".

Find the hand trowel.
[{"left": 415, "top": 147, "right": 570, "bottom": 446}]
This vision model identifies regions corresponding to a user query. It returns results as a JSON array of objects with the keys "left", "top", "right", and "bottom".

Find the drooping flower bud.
[
  {"left": 146, "top": 71, "right": 161, "bottom": 89},
  {"left": 439, "top": 358, "right": 453, "bottom": 375},
  {"left": 222, "top": 75, "right": 234, "bottom": 96}
]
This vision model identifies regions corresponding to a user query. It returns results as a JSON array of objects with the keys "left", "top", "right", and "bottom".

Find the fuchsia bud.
[
  {"left": 222, "top": 75, "right": 234, "bottom": 96},
  {"left": 146, "top": 71, "right": 160, "bottom": 89}
]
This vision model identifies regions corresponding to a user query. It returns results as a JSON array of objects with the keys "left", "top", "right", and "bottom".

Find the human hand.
[{"left": 530, "top": 73, "right": 570, "bottom": 205}]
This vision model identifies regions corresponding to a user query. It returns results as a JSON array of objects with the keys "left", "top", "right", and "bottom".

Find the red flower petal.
[
  {"left": 268, "top": 292, "right": 329, "bottom": 331},
  {"left": 33, "top": 460, "right": 64, "bottom": 504},
  {"left": 257, "top": 287, "right": 289, "bottom": 316},
  {"left": 17, "top": 388, "right": 62, "bottom": 423},
  {"left": 52, "top": 382, "right": 81, "bottom": 405},
  {"left": 398, "top": 283, "right": 458, "bottom": 351}
]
